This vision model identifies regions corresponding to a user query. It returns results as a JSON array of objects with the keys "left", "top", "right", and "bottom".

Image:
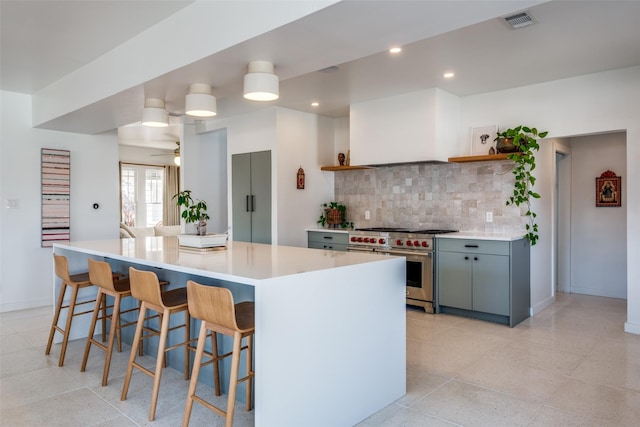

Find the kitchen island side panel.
[{"left": 254, "top": 257, "right": 406, "bottom": 427}]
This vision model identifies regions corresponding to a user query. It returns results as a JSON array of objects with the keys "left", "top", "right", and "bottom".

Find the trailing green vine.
[{"left": 496, "top": 126, "right": 548, "bottom": 245}]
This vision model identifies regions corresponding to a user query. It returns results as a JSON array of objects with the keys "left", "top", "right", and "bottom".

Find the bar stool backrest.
[
  {"left": 187, "top": 280, "right": 239, "bottom": 332},
  {"left": 53, "top": 254, "right": 72, "bottom": 282},
  {"left": 88, "top": 258, "right": 117, "bottom": 292},
  {"left": 128, "top": 267, "right": 163, "bottom": 307}
]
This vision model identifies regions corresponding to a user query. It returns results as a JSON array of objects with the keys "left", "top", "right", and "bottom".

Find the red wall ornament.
[{"left": 595, "top": 170, "right": 621, "bottom": 207}]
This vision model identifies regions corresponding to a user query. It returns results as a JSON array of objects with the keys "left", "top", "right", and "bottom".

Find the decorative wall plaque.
[
  {"left": 595, "top": 170, "right": 621, "bottom": 207},
  {"left": 41, "top": 148, "right": 70, "bottom": 247}
]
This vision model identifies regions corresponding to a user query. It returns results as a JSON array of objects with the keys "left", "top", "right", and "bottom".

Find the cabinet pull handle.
[
  {"left": 474, "top": 257, "right": 478, "bottom": 261},
  {"left": 464, "top": 244, "right": 479, "bottom": 248},
  {"left": 464, "top": 256, "right": 469, "bottom": 260},
  {"left": 323, "top": 236, "right": 333, "bottom": 240},
  {"left": 245, "top": 195, "right": 250, "bottom": 212},
  {"left": 251, "top": 195, "right": 256, "bottom": 212}
]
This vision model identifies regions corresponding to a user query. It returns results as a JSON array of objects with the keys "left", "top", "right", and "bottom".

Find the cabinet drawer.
[
  {"left": 437, "top": 238, "right": 509, "bottom": 255},
  {"left": 308, "top": 241, "right": 348, "bottom": 252},
  {"left": 307, "top": 231, "right": 349, "bottom": 245}
]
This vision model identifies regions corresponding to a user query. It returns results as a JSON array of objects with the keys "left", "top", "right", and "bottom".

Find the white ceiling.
[{"left": 2, "top": 0, "right": 640, "bottom": 150}]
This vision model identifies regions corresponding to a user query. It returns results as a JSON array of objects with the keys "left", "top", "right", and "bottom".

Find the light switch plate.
[{"left": 486, "top": 211, "right": 493, "bottom": 222}]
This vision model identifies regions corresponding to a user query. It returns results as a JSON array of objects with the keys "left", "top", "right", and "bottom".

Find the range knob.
[
  {"left": 421, "top": 241, "right": 428, "bottom": 248},
  {"left": 396, "top": 239, "right": 403, "bottom": 246},
  {"left": 378, "top": 238, "right": 386, "bottom": 244},
  {"left": 357, "top": 237, "right": 363, "bottom": 243},
  {"left": 406, "top": 240, "right": 413, "bottom": 246},
  {"left": 350, "top": 236, "right": 356, "bottom": 242},
  {"left": 363, "top": 237, "right": 369, "bottom": 243},
  {"left": 414, "top": 240, "right": 420, "bottom": 247}
]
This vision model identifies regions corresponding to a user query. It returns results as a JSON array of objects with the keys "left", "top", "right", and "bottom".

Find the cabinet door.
[
  {"left": 437, "top": 251, "right": 472, "bottom": 310},
  {"left": 472, "top": 254, "right": 510, "bottom": 315},
  {"left": 232, "top": 153, "right": 252, "bottom": 243},
  {"left": 231, "top": 151, "right": 271, "bottom": 244},
  {"left": 250, "top": 150, "right": 271, "bottom": 244}
]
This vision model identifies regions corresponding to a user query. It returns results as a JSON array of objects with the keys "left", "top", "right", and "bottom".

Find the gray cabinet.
[
  {"left": 436, "top": 237, "right": 530, "bottom": 327},
  {"left": 307, "top": 230, "right": 348, "bottom": 251},
  {"left": 232, "top": 151, "right": 271, "bottom": 244}
]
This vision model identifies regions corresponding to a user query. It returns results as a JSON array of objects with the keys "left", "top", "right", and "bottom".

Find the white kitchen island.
[{"left": 53, "top": 236, "right": 406, "bottom": 427}]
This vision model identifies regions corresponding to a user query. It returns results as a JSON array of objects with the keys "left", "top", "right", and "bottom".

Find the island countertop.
[
  {"left": 54, "top": 236, "right": 396, "bottom": 286},
  {"left": 53, "top": 236, "right": 406, "bottom": 427}
]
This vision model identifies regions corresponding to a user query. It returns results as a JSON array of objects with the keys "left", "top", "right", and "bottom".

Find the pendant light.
[
  {"left": 141, "top": 98, "right": 169, "bottom": 127},
  {"left": 185, "top": 83, "right": 217, "bottom": 117},
  {"left": 243, "top": 61, "right": 279, "bottom": 101}
]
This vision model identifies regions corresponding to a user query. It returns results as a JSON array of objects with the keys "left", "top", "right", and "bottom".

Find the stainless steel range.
[{"left": 347, "top": 227, "right": 458, "bottom": 313}]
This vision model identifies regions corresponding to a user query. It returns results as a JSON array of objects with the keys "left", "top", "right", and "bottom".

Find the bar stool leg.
[
  {"left": 183, "top": 311, "right": 191, "bottom": 380},
  {"left": 148, "top": 309, "right": 170, "bottom": 421},
  {"left": 182, "top": 322, "right": 208, "bottom": 427},
  {"left": 102, "top": 293, "right": 121, "bottom": 386},
  {"left": 212, "top": 331, "right": 221, "bottom": 395},
  {"left": 45, "top": 282, "right": 68, "bottom": 359},
  {"left": 121, "top": 303, "right": 147, "bottom": 401},
  {"left": 57, "top": 283, "right": 80, "bottom": 367},
  {"left": 245, "top": 334, "right": 253, "bottom": 410},
  {"left": 81, "top": 289, "right": 103, "bottom": 372},
  {"left": 225, "top": 332, "right": 243, "bottom": 427}
]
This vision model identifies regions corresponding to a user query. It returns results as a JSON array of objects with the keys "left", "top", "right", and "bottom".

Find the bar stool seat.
[
  {"left": 81, "top": 258, "right": 138, "bottom": 386},
  {"left": 46, "top": 254, "right": 114, "bottom": 367},
  {"left": 182, "top": 280, "right": 255, "bottom": 427},
  {"left": 121, "top": 267, "right": 193, "bottom": 421}
]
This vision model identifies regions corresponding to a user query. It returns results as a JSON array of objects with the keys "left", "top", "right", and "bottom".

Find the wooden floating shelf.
[
  {"left": 320, "top": 165, "right": 372, "bottom": 171},
  {"left": 448, "top": 153, "right": 513, "bottom": 163}
]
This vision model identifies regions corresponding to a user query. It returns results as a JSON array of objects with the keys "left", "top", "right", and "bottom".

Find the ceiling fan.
[{"left": 150, "top": 141, "right": 181, "bottom": 166}]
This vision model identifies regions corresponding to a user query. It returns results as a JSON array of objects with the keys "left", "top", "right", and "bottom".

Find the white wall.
[
  {"left": 0, "top": 91, "right": 120, "bottom": 312},
  {"left": 196, "top": 107, "right": 335, "bottom": 247},
  {"left": 182, "top": 127, "right": 228, "bottom": 235},
  {"left": 275, "top": 108, "right": 335, "bottom": 247},
  {"left": 570, "top": 132, "right": 626, "bottom": 298},
  {"left": 461, "top": 66, "right": 640, "bottom": 333}
]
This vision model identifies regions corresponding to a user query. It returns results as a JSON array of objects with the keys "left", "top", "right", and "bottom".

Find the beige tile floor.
[{"left": 1, "top": 292, "right": 639, "bottom": 426}]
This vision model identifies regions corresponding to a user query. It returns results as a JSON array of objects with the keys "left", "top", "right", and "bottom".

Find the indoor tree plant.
[
  {"left": 496, "top": 126, "right": 548, "bottom": 245},
  {"left": 317, "top": 201, "right": 352, "bottom": 229},
  {"left": 173, "top": 190, "right": 210, "bottom": 235}
]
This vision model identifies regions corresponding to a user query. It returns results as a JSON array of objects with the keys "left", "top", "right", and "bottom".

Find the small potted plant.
[
  {"left": 317, "top": 202, "right": 352, "bottom": 229},
  {"left": 496, "top": 126, "right": 548, "bottom": 245},
  {"left": 173, "top": 190, "right": 210, "bottom": 235}
]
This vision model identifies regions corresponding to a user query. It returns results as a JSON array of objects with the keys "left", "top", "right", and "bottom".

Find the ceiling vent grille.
[{"left": 504, "top": 12, "right": 535, "bottom": 29}]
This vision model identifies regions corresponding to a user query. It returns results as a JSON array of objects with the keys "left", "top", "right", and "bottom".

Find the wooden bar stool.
[
  {"left": 81, "top": 258, "right": 138, "bottom": 386},
  {"left": 121, "top": 267, "right": 192, "bottom": 421},
  {"left": 46, "top": 254, "right": 110, "bottom": 367},
  {"left": 182, "top": 280, "right": 255, "bottom": 427}
]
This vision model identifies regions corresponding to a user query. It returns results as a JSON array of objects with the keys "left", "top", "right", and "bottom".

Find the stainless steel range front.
[{"left": 347, "top": 227, "right": 457, "bottom": 313}]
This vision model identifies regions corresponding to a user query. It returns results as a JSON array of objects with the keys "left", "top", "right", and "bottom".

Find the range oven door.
[{"left": 385, "top": 249, "right": 434, "bottom": 313}]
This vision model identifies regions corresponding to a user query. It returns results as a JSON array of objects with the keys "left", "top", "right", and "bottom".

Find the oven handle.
[
  {"left": 346, "top": 246, "right": 376, "bottom": 253},
  {"left": 383, "top": 249, "right": 432, "bottom": 257}
]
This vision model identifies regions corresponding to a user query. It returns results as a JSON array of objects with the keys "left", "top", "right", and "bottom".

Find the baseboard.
[
  {"left": 570, "top": 286, "right": 626, "bottom": 299},
  {"left": 0, "top": 298, "right": 51, "bottom": 314},
  {"left": 624, "top": 321, "right": 640, "bottom": 335},
  {"left": 531, "top": 295, "right": 555, "bottom": 315}
]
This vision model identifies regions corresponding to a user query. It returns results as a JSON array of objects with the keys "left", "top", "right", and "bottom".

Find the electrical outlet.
[
  {"left": 365, "top": 210, "right": 371, "bottom": 220},
  {"left": 486, "top": 211, "right": 493, "bottom": 222}
]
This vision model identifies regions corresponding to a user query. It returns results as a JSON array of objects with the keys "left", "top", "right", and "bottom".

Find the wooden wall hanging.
[
  {"left": 595, "top": 170, "right": 621, "bottom": 207},
  {"left": 41, "top": 148, "right": 70, "bottom": 247},
  {"left": 297, "top": 166, "right": 305, "bottom": 189}
]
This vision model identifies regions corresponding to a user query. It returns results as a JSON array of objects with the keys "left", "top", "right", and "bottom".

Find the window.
[{"left": 120, "top": 163, "right": 164, "bottom": 227}]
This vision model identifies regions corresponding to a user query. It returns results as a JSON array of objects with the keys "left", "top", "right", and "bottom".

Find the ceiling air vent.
[{"left": 504, "top": 12, "right": 535, "bottom": 29}]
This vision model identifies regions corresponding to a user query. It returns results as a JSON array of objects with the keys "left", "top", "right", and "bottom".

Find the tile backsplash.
[{"left": 335, "top": 160, "right": 528, "bottom": 233}]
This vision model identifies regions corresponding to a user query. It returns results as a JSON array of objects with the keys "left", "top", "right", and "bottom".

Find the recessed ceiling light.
[
  {"left": 311, "top": 102, "right": 319, "bottom": 107},
  {"left": 389, "top": 47, "right": 402, "bottom": 54},
  {"left": 443, "top": 72, "right": 455, "bottom": 78}
]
